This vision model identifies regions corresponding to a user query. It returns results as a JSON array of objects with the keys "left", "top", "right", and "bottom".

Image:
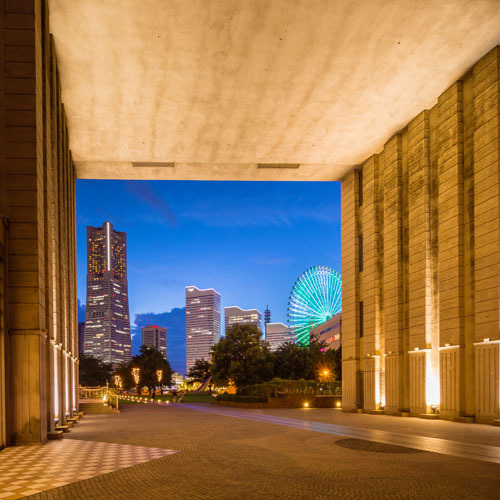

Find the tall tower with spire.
[
  {"left": 264, "top": 305, "right": 271, "bottom": 325},
  {"left": 83, "top": 222, "right": 132, "bottom": 365}
]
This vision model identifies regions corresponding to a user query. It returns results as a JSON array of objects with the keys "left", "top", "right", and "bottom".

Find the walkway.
[{"left": 2, "top": 403, "right": 499, "bottom": 499}]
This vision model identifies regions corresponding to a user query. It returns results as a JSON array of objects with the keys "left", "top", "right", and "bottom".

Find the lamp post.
[{"left": 132, "top": 367, "right": 140, "bottom": 396}]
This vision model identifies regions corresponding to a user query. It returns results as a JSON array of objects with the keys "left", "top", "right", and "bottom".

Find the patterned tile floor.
[{"left": 0, "top": 438, "right": 178, "bottom": 499}]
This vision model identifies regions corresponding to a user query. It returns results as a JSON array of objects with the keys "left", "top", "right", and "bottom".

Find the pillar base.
[
  {"left": 387, "top": 411, "right": 410, "bottom": 417},
  {"left": 419, "top": 413, "right": 439, "bottom": 420},
  {"left": 47, "top": 431, "right": 63, "bottom": 440}
]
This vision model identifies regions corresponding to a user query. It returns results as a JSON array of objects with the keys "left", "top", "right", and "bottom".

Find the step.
[
  {"left": 388, "top": 411, "right": 410, "bottom": 417},
  {"left": 453, "top": 416, "right": 475, "bottom": 424},
  {"left": 55, "top": 425, "right": 71, "bottom": 433},
  {"left": 48, "top": 431, "right": 64, "bottom": 440},
  {"left": 419, "top": 413, "right": 440, "bottom": 420}
]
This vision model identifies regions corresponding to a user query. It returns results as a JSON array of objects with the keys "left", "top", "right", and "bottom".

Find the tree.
[
  {"left": 272, "top": 343, "right": 315, "bottom": 380},
  {"left": 272, "top": 341, "right": 342, "bottom": 382},
  {"left": 113, "top": 362, "right": 136, "bottom": 390},
  {"left": 187, "top": 359, "right": 212, "bottom": 383},
  {"left": 79, "top": 353, "right": 113, "bottom": 386},
  {"left": 211, "top": 324, "right": 273, "bottom": 388},
  {"left": 133, "top": 345, "right": 173, "bottom": 397}
]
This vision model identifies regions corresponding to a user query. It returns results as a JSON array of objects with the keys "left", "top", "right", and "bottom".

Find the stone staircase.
[{"left": 79, "top": 399, "right": 117, "bottom": 414}]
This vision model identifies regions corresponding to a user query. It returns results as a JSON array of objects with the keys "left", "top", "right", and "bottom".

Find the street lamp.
[{"left": 132, "top": 367, "right": 140, "bottom": 395}]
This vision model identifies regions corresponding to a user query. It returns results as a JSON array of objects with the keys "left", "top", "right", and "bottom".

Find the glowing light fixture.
[{"left": 304, "top": 402, "right": 309, "bottom": 408}]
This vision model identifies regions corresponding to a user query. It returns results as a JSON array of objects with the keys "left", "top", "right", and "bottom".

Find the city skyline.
[{"left": 76, "top": 180, "right": 342, "bottom": 361}]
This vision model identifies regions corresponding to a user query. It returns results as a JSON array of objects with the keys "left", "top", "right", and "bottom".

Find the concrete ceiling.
[{"left": 49, "top": 0, "right": 500, "bottom": 181}]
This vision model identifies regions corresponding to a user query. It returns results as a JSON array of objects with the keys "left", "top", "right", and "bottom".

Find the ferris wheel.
[{"left": 287, "top": 265, "right": 342, "bottom": 345}]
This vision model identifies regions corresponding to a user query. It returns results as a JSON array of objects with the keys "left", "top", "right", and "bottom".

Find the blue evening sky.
[{"left": 76, "top": 180, "right": 341, "bottom": 369}]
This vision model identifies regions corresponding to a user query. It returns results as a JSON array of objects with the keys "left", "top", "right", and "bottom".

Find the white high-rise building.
[
  {"left": 185, "top": 286, "right": 221, "bottom": 372},
  {"left": 224, "top": 306, "right": 262, "bottom": 334},
  {"left": 265, "top": 322, "right": 294, "bottom": 352}
]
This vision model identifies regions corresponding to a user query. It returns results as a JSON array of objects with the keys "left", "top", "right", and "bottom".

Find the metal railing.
[{"left": 79, "top": 384, "right": 119, "bottom": 410}]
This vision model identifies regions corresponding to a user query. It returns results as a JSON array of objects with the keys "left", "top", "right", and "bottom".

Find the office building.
[
  {"left": 142, "top": 325, "right": 167, "bottom": 359},
  {"left": 78, "top": 322, "right": 85, "bottom": 354},
  {"left": 83, "top": 222, "right": 132, "bottom": 365},
  {"left": 186, "top": 286, "right": 221, "bottom": 372},
  {"left": 309, "top": 313, "right": 342, "bottom": 351},
  {"left": 225, "top": 306, "right": 262, "bottom": 334},
  {"left": 265, "top": 323, "right": 295, "bottom": 352}
]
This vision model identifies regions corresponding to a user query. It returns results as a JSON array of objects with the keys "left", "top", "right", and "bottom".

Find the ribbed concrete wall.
[
  {"left": 0, "top": 0, "right": 78, "bottom": 445},
  {"left": 342, "top": 46, "right": 500, "bottom": 422}
]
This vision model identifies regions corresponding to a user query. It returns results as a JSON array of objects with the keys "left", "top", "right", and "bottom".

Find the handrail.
[{"left": 79, "top": 385, "right": 119, "bottom": 411}]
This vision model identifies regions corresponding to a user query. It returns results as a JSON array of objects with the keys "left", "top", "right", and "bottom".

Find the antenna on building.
[{"left": 264, "top": 305, "right": 271, "bottom": 325}]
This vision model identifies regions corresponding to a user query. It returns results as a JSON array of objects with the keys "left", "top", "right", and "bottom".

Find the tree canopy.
[
  {"left": 113, "top": 345, "right": 172, "bottom": 396},
  {"left": 211, "top": 324, "right": 273, "bottom": 388},
  {"left": 79, "top": 353, "right": 113, "bottom": 386},
  {"left": 187, "top": 359, "right": 212, "bottom": 383}
]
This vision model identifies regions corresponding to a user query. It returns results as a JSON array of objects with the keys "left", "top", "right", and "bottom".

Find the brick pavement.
[{"left": 25, "top": 404, "right": 500, "bottom": 499}]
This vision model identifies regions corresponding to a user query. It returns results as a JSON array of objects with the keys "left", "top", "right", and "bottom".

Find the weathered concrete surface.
[{"left": 48, "top": 0, "right": 500, "bottom": 181}]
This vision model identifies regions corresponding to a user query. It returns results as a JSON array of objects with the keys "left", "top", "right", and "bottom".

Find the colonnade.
[{"left": 0, "top": 0, "right": 78, "bottom": 446}]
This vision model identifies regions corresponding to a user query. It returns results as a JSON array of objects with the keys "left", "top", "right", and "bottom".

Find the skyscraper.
[
  {"left": 78, "top": 322, "right": 85, "bottom": 354},
  {"left": 84, "top": 222, "right": 132, "bottom": 365},
  {"left": 142, "top": 325, "right": 167, "bottom": 359},
  {"left": 224, "top": 306, "right": 262, "bottom": 334},
  {"left": 185, "top": 286, "right": 221, "bottom": 372}
]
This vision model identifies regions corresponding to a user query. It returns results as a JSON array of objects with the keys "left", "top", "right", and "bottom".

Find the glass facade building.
[
  {"left": 185, "top": 286, "right": 221, "bottom": 372},
  {"left": 83, "top": 222, "right": 132, "bottom": 365}
]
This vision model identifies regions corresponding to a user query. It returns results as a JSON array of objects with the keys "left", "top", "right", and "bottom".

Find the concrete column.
[
  {"left": 473, "top": 46, "right": 500, "bottom": 422},
  {"left": 383, "top": 135, "right": 407, "bottom": 412},
  {"left": 341, "top": 169, "right": 361, "bottom": 410},
  {"left": 407, "top": 111, "right": 439, "bottom": 415},
  {"left": 361, "top": 156, "right": 383, "bottom": 410},
  {"left": 437, "top": 81, "right": 465, "bottom": 418}
]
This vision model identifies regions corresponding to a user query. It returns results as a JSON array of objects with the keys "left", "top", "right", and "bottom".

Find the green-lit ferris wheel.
[{"left": 287, "top": 265, "right": 342, "bottom": 345}]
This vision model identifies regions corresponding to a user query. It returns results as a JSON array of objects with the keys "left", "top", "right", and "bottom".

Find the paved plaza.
[{"left": 0, "top": 403, "right": 493, "bottom": 499}]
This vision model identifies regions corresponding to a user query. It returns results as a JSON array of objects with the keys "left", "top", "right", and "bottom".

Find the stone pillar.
[
  {"left": 437, "top": 81, "right": 465, "bottom": 418},
  {"left": 383, "top": 135, "right": 407, "bottom": 412},
  {"left": 341, "top": 169, "right": 362, "bottom": 410},
  {"left": 407, "top": 111, "right": 439, "bottom": 415},
  {"left": 473, "top": 46, "right": 500, "bottom": 422},
  {"left": 361, "top": 156, "right": 383, "bottom": 410}
]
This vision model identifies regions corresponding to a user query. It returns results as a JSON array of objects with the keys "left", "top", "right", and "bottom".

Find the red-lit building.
[
  {"left": 309, "top": 313, "right": 342, "bottom": 351},
  {"left": 142, "top": 325, "right": 167, "bottom": 360}
]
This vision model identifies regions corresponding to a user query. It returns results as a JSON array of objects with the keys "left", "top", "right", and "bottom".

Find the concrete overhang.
[{"left": 48, "top": 0, "right": 500, "bottom": 181}]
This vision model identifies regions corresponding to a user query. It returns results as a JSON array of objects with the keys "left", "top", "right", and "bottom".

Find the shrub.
[{"left": 216, "top": 394, "right": 268, "bottom": 404}]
